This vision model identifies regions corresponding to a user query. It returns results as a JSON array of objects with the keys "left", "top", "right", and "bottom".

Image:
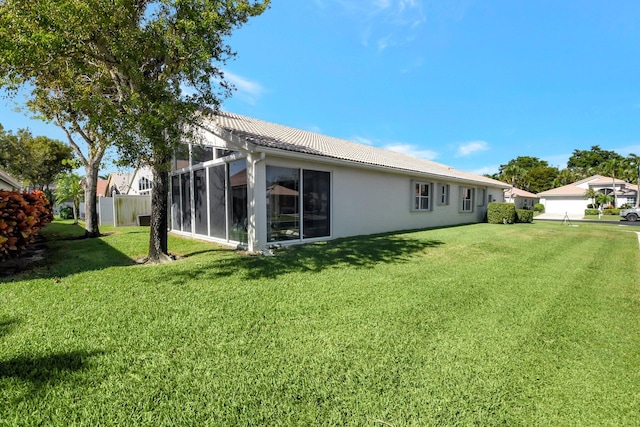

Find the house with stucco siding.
[
  {"left": 537, "top": 175, "right": 638, "bottom": 216},
  {"left": 504, "top": 187, "right": 539, "bottom": 210},
  {"left": 169, "top": 112, "right": 510, "bottom": 252}
]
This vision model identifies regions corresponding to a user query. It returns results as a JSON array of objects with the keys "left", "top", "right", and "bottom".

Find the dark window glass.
[
  {"left": 266, "top": 166, "right": 300, "bottom": 242},
  {"left": 194, "top": 169, "right": 208, "bottom": 235},
  {"left": 303, "top": 170, "right": 330, "bottom": 238},
  {"left": 180, "top": 172, "right": 191, "bottom": 232},
  {"left": 174, "top": 144, "right": 190, "bottom": 171},
  {"left": 229, "top": 160, "right": 248, "bottom": 243},
  {"left": 192, "top": 145, "right": 214, "bottom": 165},
  {"left": 171, "top": 175, "right": 181, "bottom": 230},
  {"left": 208, "top": 165, "right": 227, "bottom": 239}
]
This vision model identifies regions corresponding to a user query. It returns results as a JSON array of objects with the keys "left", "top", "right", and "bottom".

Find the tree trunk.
[
  {"left": 72, "top": 198, "right": 79, "bottom": 225},
  {"left": 147, "top": 162, "right": 172, "bottom": 263},
  {"left": 83, "top": 160, "right": 100, "bottom": 237}
]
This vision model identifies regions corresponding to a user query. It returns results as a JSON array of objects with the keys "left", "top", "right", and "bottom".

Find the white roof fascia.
[
  {"left": 253, "top": 145, "right": 508, "bottom": 189},
  {"left": 198, "top": 123, "right": 256, "bottom": 154}
]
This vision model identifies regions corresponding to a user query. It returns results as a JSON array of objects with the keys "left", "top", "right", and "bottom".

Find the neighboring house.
[
  {"left": 104, "top": 167, "right": 153, "bottom": 196},
  {"left": 169, "top": 112, "right": 510, "bottom": 252},
  {"left": 504, "top": 187, "right": 539, "bottom": 209},
  {"left": 0, "top": 168, "right": 21, "bottom": 191},
  {"left": 128, "top": 167, "right": 153, "bottom": 196},
  {"left": 537, "top": 175, "right": 638, "bottom": 216},
  {"left": 96, "top": 179, "right": 109, "bottom": 198},
  {"left": 105, "top": 172, "right": 133, "bottom": 196}
]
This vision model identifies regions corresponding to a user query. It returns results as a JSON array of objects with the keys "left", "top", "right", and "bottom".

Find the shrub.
[
  {"left": 516, "top": 209, "right": 534, "bottom": 223},
  {"left": 585, "top": 208, "right": 599, "bottom": 216},
  {"left": 487, "top": 202, "right": 516, "bottom": 224},
  {"left": 0, "top": 190, "right": 53, "bottom": 260},
  {"left": 534, "top": 203, "right": 544, "bottom": 213},
  {"left": 604, "top": 208, "right": 620, "bottom": 215},
  {"left": 60, "top": 206, "right": 74, "bottom": 219}
]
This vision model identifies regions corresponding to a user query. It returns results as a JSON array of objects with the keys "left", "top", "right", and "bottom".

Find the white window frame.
[
  {"left": 460, "top": 186, "right": 474, "bottom": 212},
  {"left": 412, "top": 181, "right": 432, "bottom": 211}
]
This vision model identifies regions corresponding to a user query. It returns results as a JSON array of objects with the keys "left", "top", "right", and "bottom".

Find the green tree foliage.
[
  {"left": 0, "top": 126, "right": 73, "bottom": 189},
  {"left": 0, "top": 0, "right": 270, "bottom": 261},
  {"left": 55, "top": 172, "right": 84, "bottom": 225},
  {"left": 567, "top": 145, "right": 624, "bottom": 173},
  {"left": 584, "top": 188, "right": 598, "bottom": 207},
  {"left": 498, "top": 156, "right": 559, "bottom": 193}
]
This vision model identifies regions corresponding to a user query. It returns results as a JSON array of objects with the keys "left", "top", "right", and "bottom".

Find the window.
[
  {"left": 266, "top": 166, "right": 331, "bottom": 242},
  {"left": 216, "top": 148, "right": 238, "bottom": 159},
  {"left": 192, "top": 145, "right": 214, "bottom": 165},
  {"left": 413, "top": 181, "right": 432, "bottom": 211},
  {"left": 138, "top": 177, "right": 152, "bottom": 193},
  {"left": 303, "top": 170, "right": 330, "bottom": 239},
  {"left": 438, "top": 183, "right": 450, "bottom": 205},
  {"left": 460, "top": 187, "right": 474, "bottom": 212},
  {"left": 173, "top": 144, "right": 190, "bottom": 170}
]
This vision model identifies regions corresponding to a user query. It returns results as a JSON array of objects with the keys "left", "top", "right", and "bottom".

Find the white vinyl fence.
[{"left": 99, "top": 195, "right": 152, "bottom": 227}]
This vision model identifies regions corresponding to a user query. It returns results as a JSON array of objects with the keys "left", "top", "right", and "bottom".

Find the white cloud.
[
  {"left": 456, "top": 140, "right": 489, "bottom": 157},
  {"left": 307, "top": 124, "right": 322, "bottom": 134},
  {"left": 471, "top": 165, "right": 500, "bottom": 176},
  {"left": 385, "top": 143, "right": 438, "bottom": 160},
  {"left": 223, "top": 70, "right": 266, "bottom": 105},
  {"left": 351, "top": 135, "right": 374, "bottom": 145},
  {"left": 322, "top": 0, "right": 426, "bottom": 50}
]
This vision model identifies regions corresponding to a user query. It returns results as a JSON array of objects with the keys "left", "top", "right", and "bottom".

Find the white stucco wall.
[{"left": 257, "top": 155, "right": 502, "bottom": 245}]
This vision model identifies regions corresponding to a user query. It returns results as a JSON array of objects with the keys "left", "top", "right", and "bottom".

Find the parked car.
[{"left": 619, "top": 207, "right": 640, "bottom": 222}]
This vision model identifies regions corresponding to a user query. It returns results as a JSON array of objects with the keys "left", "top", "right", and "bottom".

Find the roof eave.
[{"left": 253, "top": 145, "right": 510, "bottom": 188}]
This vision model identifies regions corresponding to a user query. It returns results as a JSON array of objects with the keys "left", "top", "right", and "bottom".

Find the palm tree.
[
  {"left": 584, "top": 188, "right": 598, "bottom": 208},
  {"left": 626, "top": 154, "right": 640, "bottom": 208},
  {"left": 596, "top": 192, "right": 613, "bottom": 208},
  {"left": 502, "top": 164, "right": 528, "bottom": 189},
  {"left": 55, "top": 172, "right": 84, "bottom": 225}
]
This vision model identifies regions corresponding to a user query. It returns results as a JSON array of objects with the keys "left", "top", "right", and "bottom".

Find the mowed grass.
[{"left": 1, "top": 220, "right": 639, "bottom": 426}]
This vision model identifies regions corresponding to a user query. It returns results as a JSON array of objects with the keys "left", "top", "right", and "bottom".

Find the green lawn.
[{"left": 1, "top": 220, "right": 639, "bottom": 425}]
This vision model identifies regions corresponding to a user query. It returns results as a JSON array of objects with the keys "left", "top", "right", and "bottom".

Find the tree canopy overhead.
[{"left": 0, "top": 0, "right": 270, "bottom": 260}]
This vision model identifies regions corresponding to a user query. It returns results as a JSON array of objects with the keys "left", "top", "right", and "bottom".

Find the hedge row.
[
  {"left": 487, "top": 202, "right": 533, "bottom": 224},
  {"left": 0, "top": 190, "right": 53, "bottom": 260},
  {"left": 584, "top": 208, "right": 621, "bottom": 216}
]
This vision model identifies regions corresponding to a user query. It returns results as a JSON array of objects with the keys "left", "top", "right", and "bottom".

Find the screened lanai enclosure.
[
  {"left": 171, "top": 145, "right": 249, "bottom": 245},
  {"left": 170, "top": 142, "right": 331, "bottom": 249}
]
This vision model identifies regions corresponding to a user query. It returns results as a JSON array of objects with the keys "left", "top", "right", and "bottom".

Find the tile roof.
[
  {"left": 96, "top": 180, "right": 108, "bottom": 197},
  {"left": 537, "top": 175, "right": 636, "bottom": 196},
  {"left": 504, "top": 187, "right": 538, "bottom": 198},
  {"left": 209, "top": 112, "right": 509, "bottom": 188}
]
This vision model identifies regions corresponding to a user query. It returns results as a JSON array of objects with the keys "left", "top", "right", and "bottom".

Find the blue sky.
[{"left": 2, "top": 0, "right": 640, "bottom": 176}]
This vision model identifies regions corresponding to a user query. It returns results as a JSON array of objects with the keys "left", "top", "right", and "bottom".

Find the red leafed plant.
[{"left": 0, "top": 190, "right": 53, "bottom": 260}]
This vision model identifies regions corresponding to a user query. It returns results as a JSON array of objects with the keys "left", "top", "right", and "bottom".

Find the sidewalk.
[{"left": 535, "top": 212, "right": 584, "bottom": 221}]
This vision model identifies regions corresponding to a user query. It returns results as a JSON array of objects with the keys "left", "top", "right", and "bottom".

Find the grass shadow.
[
  {"left": 175, "top": 231, "right": 445, "bottom": 282},
  {"left": 0, "top": 318, "right": 19, "bottom": 339},
  {"left": 0, "top": 350, "right": 103, "bottom": 387},
  {"left": 0, "top": 222, "right": 137, "bottom": 282}
]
